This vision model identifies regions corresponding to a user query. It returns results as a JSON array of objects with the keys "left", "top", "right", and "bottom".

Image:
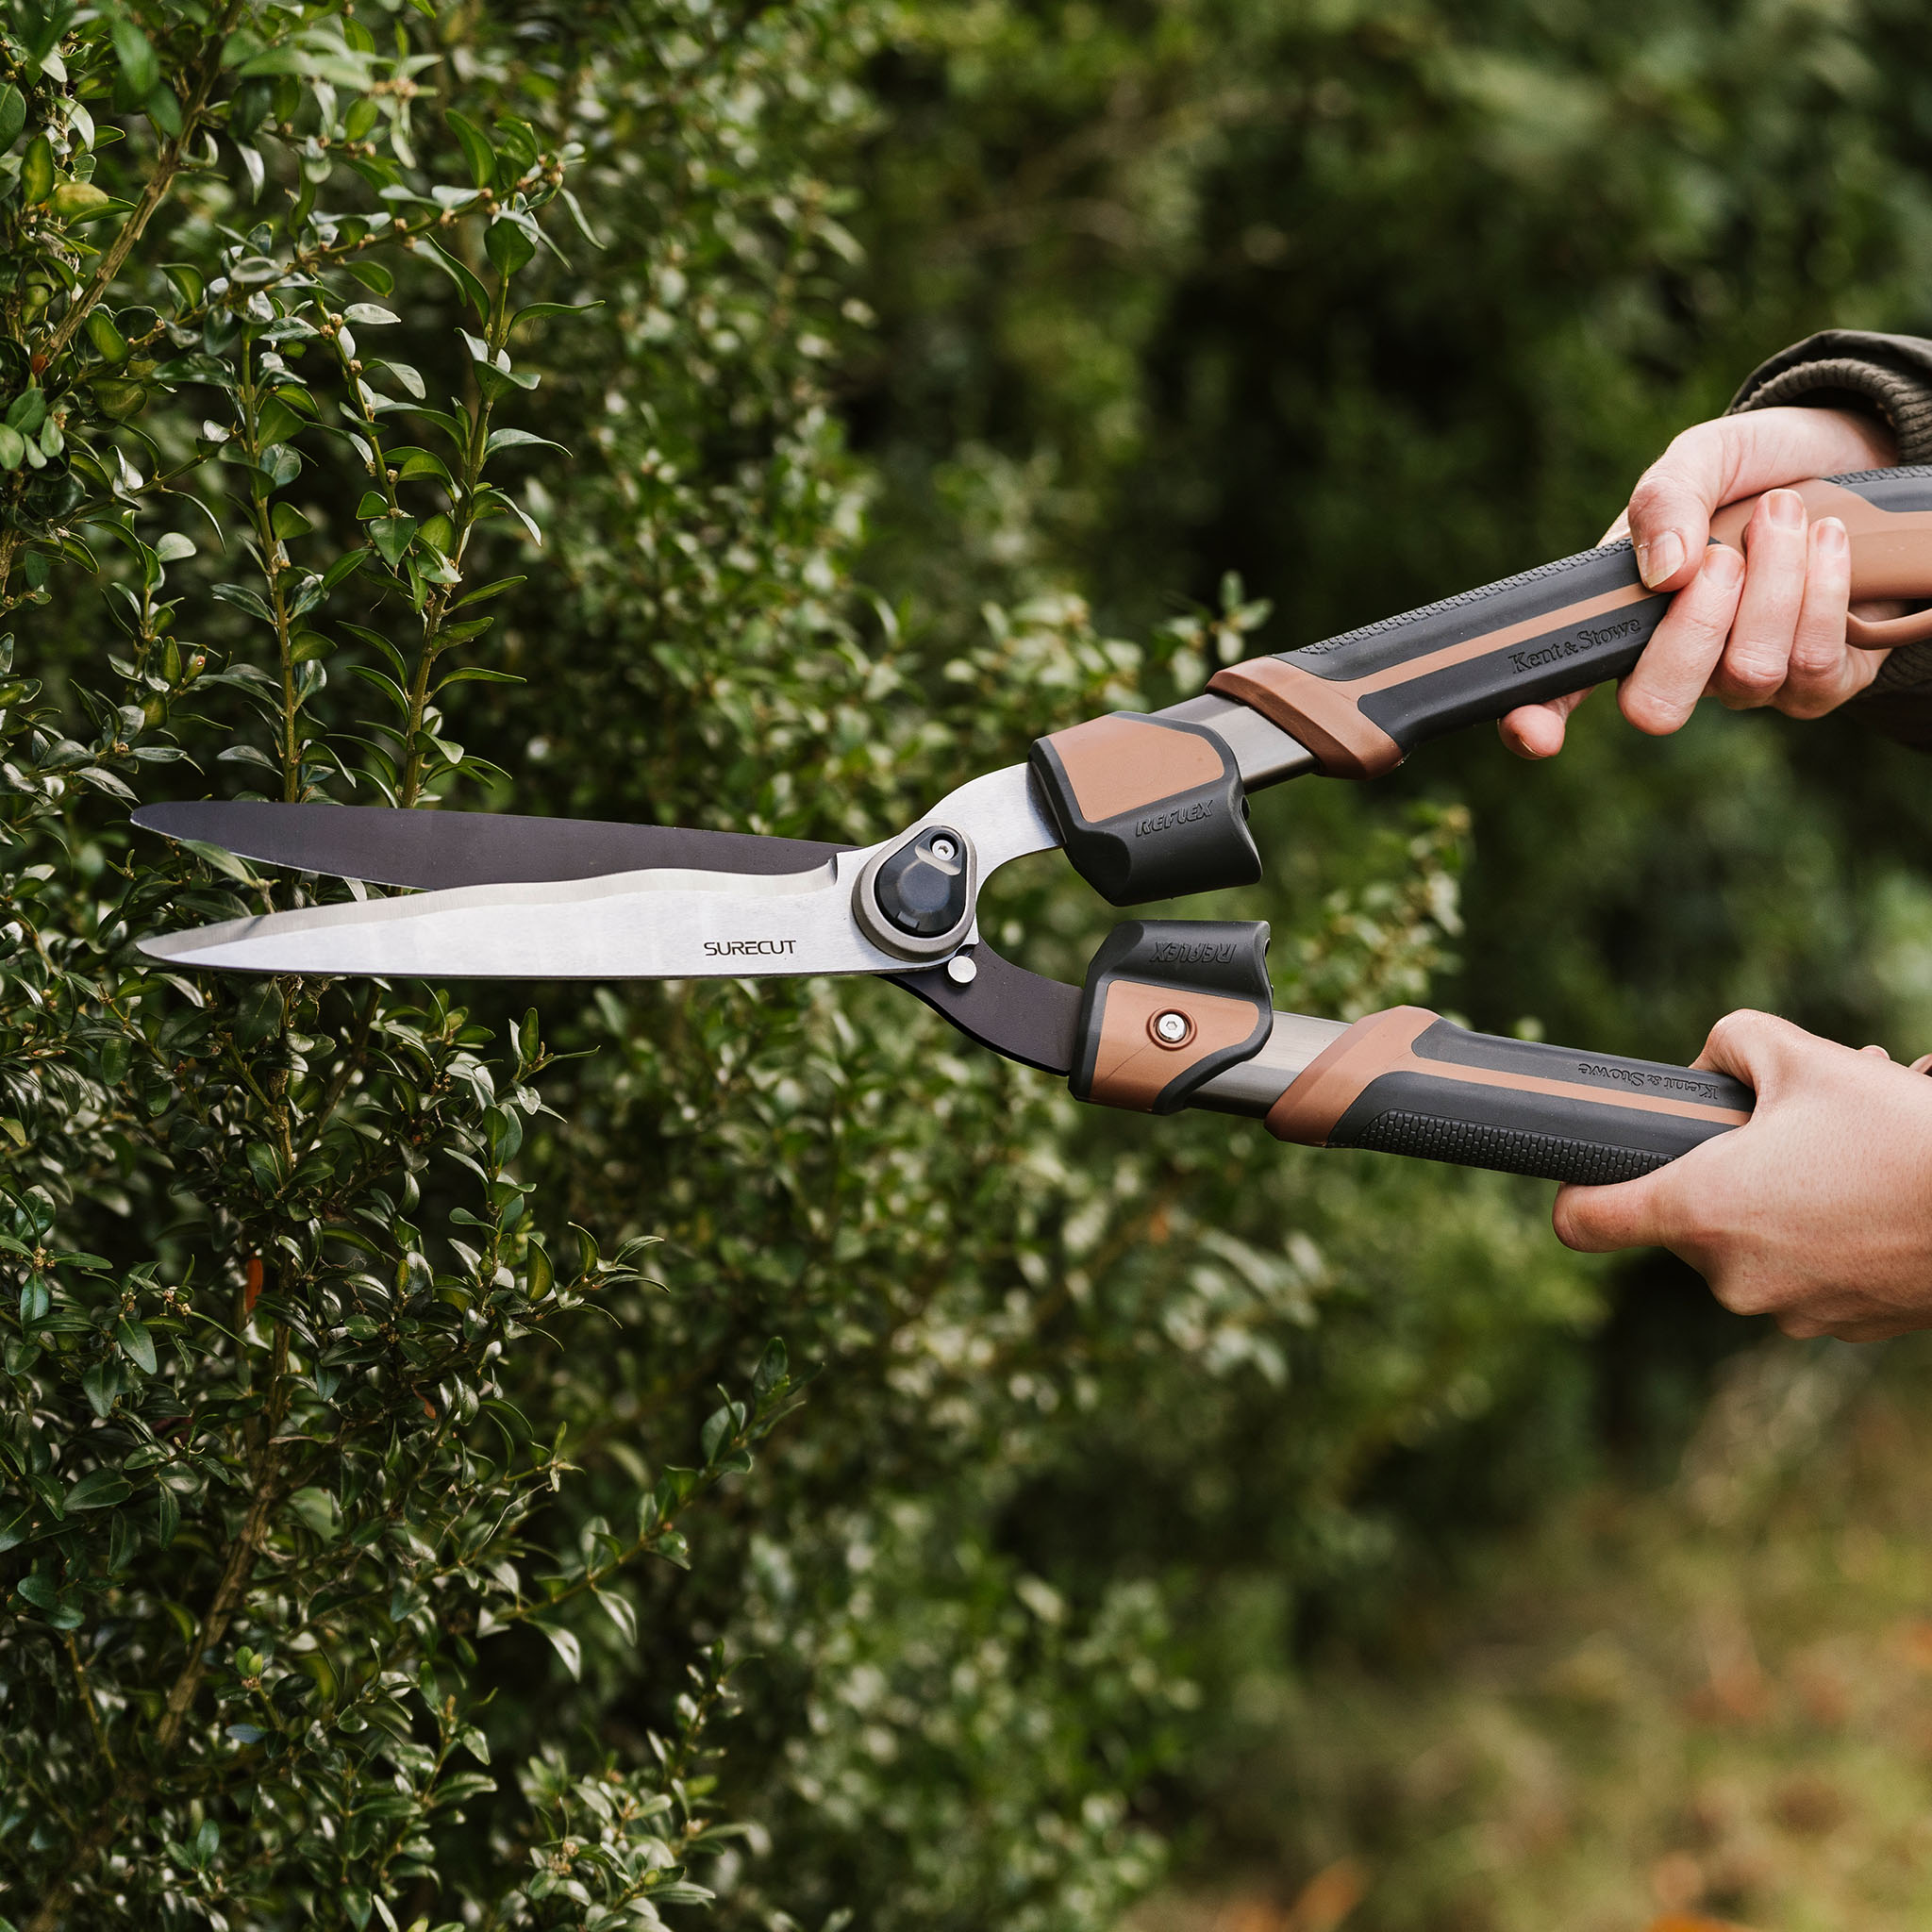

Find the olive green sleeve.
[{"left": 1728, "top": 329, "right": 1932, "bottom": 749}]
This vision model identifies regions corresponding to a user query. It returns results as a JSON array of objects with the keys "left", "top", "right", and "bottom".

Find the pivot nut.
[{"left": 854, "top": 823, "right": 977, "bottom": 961}]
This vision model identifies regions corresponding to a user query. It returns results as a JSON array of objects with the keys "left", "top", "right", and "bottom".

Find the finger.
[
  {"left": 1778, "top": 516, "right": 1855, "bottom": 718},
  {"left": 1691, "top": 1007, "right": 1808, "bottom": 1089},
  {"left": 1911, "top": 1052, "right": 1932, "bottom": 1075},
  {"left": 1497, "top": 687, "right": 1593, "bottom": 759},
  {"left": 1627, "top": 426, "right": 1730, "bottom": 591},
  {"left": 1624, "top": 408, "right": 1895, "bottom": 593},
  {"left": 1552, "top": 1168, "right": 1680, "bottom": 1253},
  {"left": 1861, "top": 1043, "right": 1893, "bottom": 1060},
  {"left": 1712, "top": 490, "right": 1808, "bottom": 708},
  {"left": 1619, "top": 543, "right": 1745, "bottom": 736}
]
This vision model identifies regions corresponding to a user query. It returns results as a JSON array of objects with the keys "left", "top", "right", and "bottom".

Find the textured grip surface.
[
  {"left": 1346, "top": 1111, "right": 1674, "bottom": 1186},
  {"left": 1264, "top": 1007, "right": 1753, "bottom": 1182}
]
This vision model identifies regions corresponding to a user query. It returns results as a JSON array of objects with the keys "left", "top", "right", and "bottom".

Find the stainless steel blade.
[
  {"left": 129, "top": 801, "right": 848, "bottom": 889},
  {"left": 138, "top": 764, "right": 1060, "bottom": 981}
]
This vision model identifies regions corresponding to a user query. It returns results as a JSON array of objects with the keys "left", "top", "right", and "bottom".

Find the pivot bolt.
[
  {"left": 1151, "top": 1009, "right": 1193, "bottom": 1048},
  {"left": 868, "top": 824, "right": 972, "bottom": 941}
]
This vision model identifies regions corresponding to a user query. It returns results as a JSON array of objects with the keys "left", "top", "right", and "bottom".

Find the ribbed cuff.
[{"left": 1726, "top": 329, "right": 1932, "bottom": 464}]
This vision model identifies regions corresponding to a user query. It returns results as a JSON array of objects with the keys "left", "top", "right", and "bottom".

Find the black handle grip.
[
  {"left": 1208, "top": 466, "right": 1932, "bottom": 779},
  {"left": 1264, "top": 1007, "right": 1753, "bottom": 1186}
]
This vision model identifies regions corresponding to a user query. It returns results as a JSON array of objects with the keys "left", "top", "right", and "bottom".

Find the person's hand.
[
  {"left": 1553, "top": 1011, "right": 1932, "bottom": 1341},
  {"left": 1500, "top": 405, "right": 1900, "bottom": 759}
]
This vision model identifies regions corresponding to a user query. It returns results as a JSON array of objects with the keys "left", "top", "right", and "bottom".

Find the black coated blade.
[
  {"left": 889, "top": 947, "right": 1080, "bottom": 1078},
  {"left": 131, "top": 800, "right": 849, "bottom": 889},
  {"left": 133, "top": 800, "right": 1079, "bottom": 1077}
]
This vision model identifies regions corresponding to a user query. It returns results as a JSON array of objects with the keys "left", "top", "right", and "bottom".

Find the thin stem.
[{"left": 62, "top": 1630, "right": 116, "bottom": 1774}]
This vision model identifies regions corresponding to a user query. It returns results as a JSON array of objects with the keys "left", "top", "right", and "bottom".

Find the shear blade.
[
  {"left": 138, "top": 852, "right": 900, "bottom": 980},
  {"left": 129, "top": 800, "right": 848, "bottom": 891}
]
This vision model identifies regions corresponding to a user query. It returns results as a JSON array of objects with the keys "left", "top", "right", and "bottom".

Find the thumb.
[{"left": 1626, "top": 425, "right": 1728, "bottom": 591}]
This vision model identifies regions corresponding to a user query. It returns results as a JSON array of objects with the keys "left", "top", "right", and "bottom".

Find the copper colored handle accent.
[
  {"left": 1085, "top": 980, "right": 1270, "bottom": 1111},
  {"left": 1039, "top": 713, "right": 1227, "bottom": 822},
  {"left": 1264, "top": 1007, "right": 1753, "bottom": 1186}
]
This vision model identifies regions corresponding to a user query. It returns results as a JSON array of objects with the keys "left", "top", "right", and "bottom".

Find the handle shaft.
[
  {"left": 1260, "top": 1008, "right": 1752, "bottom": 1185},
  {"left": 1208, "top": 465, "right": 1932, "bottom": 779}
]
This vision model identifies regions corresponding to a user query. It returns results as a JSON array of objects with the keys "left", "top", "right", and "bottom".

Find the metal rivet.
[
  {"left": 929, "top": 837, "right": 958, "bottom": 863},
  {"left": 946, "top": 953, "right": 977, "bottom": 986},
  {"left": 1151, "top": 1009, "right": 1192, "bottom": 1048}
]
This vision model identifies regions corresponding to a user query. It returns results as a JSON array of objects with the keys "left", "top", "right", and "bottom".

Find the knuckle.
[{"left": 1620, "top": 688, "right": 1684, "bottom": 737}]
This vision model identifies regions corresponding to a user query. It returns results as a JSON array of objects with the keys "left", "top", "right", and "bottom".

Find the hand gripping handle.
[
  {"left": 1072, "top": 923, "right": 1755, "bottom": 1183},
  {"left": 1207, "top": 465, "right": 1932, "bottom": 779}
]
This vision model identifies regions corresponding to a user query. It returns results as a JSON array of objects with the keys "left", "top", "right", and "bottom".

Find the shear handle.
[
  {"left": 1207, "top": 465, "right": 1932, "bottom": 780},
  {"left": 1071, "top": 922, "right": 1754, "bottom": 1186}
]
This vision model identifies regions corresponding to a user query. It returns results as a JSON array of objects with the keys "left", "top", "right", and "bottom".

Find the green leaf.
[
  {"left": 161, "top": 261, "right": 204, "bottom": 307},
  {"left": 510, "top": 300, "right": 604, "bottom": 329},
  {"left": 525, "top": 1238, "right": 554, "bottom": 1299},
  {"left": 21, "top": 134, "right": 52, "bottom": 206},
  {"left": 534, "top": 1621, "right": 581, "bottom": 1680},
  {"left": 271, "top": 503, "right": 313, "bottom": 541},
  {"left": 6, "top": 388, "right": 45, "bottom": 435},
  {"left": 445, "top": 109, "right": 496, "bottom": 189},
  {"left": 370, "top": 515, "right": 418, "bottom": 568},
  {"left": 755, "top": 1337, "right": 789, "bottom": 1396},
  {"left": 597, "top": 1589, "right": 638, "bottom": 1646},
  {"left": 436, "top": 665, "right": 523, "bottom": 691},
  {"left": 289, "top": 1486, "right": 342, "bottom": 1541},
  {"left": 155, "top": 531, "right": 195, "bottom": 562},
  {"left": 112, "top": 15, "right": 160, "bottom": 98},
  {"left": 176, "top": 837, "right": 262, "bottom": 886},
  {"left": 422, "top": 238, "right": 490, "bottom": 321},
  {"left": 115, "top": 1316, "right": 157, "bottom": 1374},
  {"left": 486, "top": 215, "right": 536, "bottom": 278},
  {"left": 234, "top": 979, "right": 285, "bottom": 1051},
  {"left": 67, "top": 1467, "right": 133, "bottom": 1510},
  {"left": 0, "top": 85, "right": 25, "bottom": 151},
  {"left": 485, "top": 428, "right": 568, "bottom": 458},
  {"left": 81, "top": 1361, "right": 120, "bottom": 1420},
  {"left": 0, "top": 426, "right": 25, "bottom": 472}
]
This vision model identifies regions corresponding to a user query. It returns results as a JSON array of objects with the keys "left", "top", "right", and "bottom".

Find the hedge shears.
[{"left": 136, "top": 469, "right": 1932, "bottom": 1186}]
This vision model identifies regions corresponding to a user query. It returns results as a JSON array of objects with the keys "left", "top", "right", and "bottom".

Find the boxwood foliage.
[{"left": 0, "top": 3, "right": 1601, "bottom": 1927}]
